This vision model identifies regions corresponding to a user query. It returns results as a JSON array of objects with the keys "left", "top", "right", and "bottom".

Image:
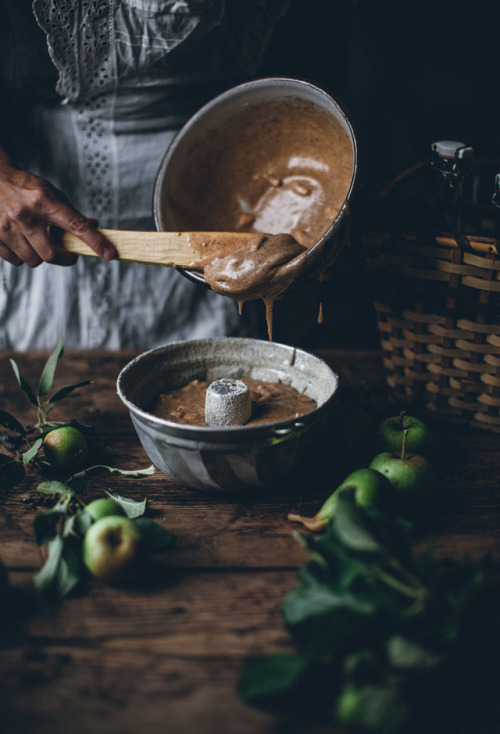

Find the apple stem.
[
  {"left": 401, "top": 428, "right": 408, "bottom": 460},
  {"left": 399, "top": 410, "right": 407, "bottom": 431}
]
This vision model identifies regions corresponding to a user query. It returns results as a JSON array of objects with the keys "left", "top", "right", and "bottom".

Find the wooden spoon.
[{"left": 61, "top": 229, "right": 258, "bottom": 269}]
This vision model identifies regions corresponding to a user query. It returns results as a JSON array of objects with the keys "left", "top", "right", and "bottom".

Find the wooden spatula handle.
[{"left": 62, "top": 229, "right": 256, "bottom": 268}]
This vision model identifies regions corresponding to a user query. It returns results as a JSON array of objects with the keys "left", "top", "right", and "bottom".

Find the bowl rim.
[{"left": 116, "top": 337, "right": 339, "bottom": 438}]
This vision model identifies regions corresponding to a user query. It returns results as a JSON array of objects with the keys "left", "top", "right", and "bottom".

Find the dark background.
[
  {"left": 259, "top": 0, "right": 500, "bottom": 349},
  {"left": 2, "top": 1, "right": 498, "bottom": 351}
]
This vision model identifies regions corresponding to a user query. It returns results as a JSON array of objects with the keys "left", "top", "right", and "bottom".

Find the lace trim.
[{"left": 33, "top": 0, "right": 114, "bottom": 102}]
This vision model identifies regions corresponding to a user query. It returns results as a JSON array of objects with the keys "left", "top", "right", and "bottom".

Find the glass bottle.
[
  {"left": 429, "top": 140, "right": 473, "bottom": 249},
  {"left": 492, "top": 173, "right": 500, "bottom": 242}
]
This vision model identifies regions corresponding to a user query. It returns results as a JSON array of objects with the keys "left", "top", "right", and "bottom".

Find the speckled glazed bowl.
[
  {"left": 117, "top": 338, "right": 339, "bottom": 492},
  {"left": 153, "top": 77, "right": 358, "bottom": 288}
]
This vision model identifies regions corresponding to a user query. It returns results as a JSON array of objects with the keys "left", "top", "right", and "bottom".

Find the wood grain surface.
[{"left": 1, "top": 349, "right": 499, "bottom": 734}]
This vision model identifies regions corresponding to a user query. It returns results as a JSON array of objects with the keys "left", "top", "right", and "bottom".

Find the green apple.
[
  {"left": 43, "top": 425, "right": 88, "bottom": 473},
  {"left": 369, "top": 450, "right": 436, "bottom": 508},
  {"left": 288, "top": 468, "right": 393, "bottom": 531},
  {"left": 85, "top": 497, "right": 126, "bottom": 521},
  {"left": 376, "top": 412, "right": 433, "bottom": 458},
  {"left": 83, "top": 515, "right": 142, "bottom": 583},
  {"left": 337, "top": 468, "right": 393, "bottom": 509}
]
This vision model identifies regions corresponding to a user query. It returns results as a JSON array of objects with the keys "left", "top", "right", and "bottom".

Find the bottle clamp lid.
[
  {"left": 432, "top": 140, "right": 471, "bottom": 158},
  {"left": 431, "top": 140, "right": 473, "bottom": 179}
]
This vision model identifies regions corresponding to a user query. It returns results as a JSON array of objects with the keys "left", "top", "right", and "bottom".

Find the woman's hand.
[{"left": 0, "top": 150, "right": 116, "bottom": 267}]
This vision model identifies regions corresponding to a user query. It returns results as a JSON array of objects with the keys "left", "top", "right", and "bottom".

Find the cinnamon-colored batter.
[
  {"left": 202, "top": 233, "right": 308, "bottom": 339},
  {"left": 162, "top": 96, "right": 354, "bottom": 335},
  {"left": 153, "top": 377, "right": 316, "bottom": 426}
]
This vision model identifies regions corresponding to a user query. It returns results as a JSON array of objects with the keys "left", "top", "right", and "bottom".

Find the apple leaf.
[
  {"left": 135, "top": 517, "right": 175, "bottom": 553},
  {"left": 105, "top": 491, "right": 147, "bottom": 518},
  {"left": 282, "top": 564, "right": 376, "bottom": 657},
  {"left": 47, "top": 380, "right": 93, "bottom": 407},
  {"left": 330, "top": 491, "right": 385, "bottom": 555},
  {"left": 78, "top": 464, "right": 155, "bottom": 479},
  {"left": 55, "top": 541, "right": 83, "bottom": 598},
  {"left": 9, "top": 358, "right": 38, "bottom": 406},
  {"left": 64, "top": 510, "right": 93, "bottom": 538},
  {"left": 0, "top": 408, "right": 26, "bottom": 436},
  {"left": 23, "top": 437, "right": 43, "bottom": 464},
  {"left": 38, "top": 335, "right": 64, "bottom": 397},
  {"left": 37, "top": 480, "right": 71, "bottom": 496},
  {"left": 33, "top": 534, "right": 64, "bottom": 591},
  {"left": 33, "top": 534, "right": 83, "bottom": 598},
  {"left": 33, "top": 511, "right": 60, "bottom": 546},
  {"left": 0, "top": 452, "right": 25, "bottom": 488},
  {"left": 238, "top": 654, "right": 315, "bottom": 709}
]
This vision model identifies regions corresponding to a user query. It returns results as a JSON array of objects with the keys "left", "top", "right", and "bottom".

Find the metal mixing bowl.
[
  {"left": 116, "top": 338, "right": 339, "bottom": 492},
  {"left": 153, "top": 77, "right": 358, "bottom": 288}
]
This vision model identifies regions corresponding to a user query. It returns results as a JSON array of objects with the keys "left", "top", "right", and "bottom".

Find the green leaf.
[
  {"left": 104, "top": 464, "right": 155, "bottom": 478},
  {"left": 33, "top": 511, "right": 60, "bottom": 546},
  {"left": 65, "top": 509, "right": 93, "bottom": 538},
  {"left": 239, "top": 655, "right": 338, "bottom": 718},
  {"left": 105, "top": 491, "right": 147, "bottom": 518},
  {"left": 37, "top": 480, "right": 70, "bottom": 496},
  {"left": 386, "top": 635, "right": 442, "bottom": 671},
  {"left": 33, "top": 534, "right": 64, "bottom": 591},
  {"left": 33, "top": 534, "right": 82, "bottom": 599},
  {"left": 332, "top": 492, "right": 385, "bottom": 555},
  {"left": 282, "top": 564, "right": 376, "bottom": 656},
  {"left": 335, "top": 681, "right": 409, "bottom": 734},
  {"left": 23, "top": 437, "right": 43, "bottom": 464},
  {"left": 9, "top": 358, "right": 39, "bottom": 406},
  {"left": 56, "top": 540, "right": 83, "bottom": 598},
  {"left": 0, "top": 453, "right": 25, "bottom": 489},
  {"left": 0, "top": 409, "right": 26, "bottom": 436},
  {"left": 238, "top": 654, "right": 312, "bottom": 706},
  {"left": 48, "top": 380, "right": 93, "bottom": 407},
  {"left": 38, "top": 335, "right": 64, "bottom": 397},
  {"left": 78, "top": 464, "right": 155, "bottom": 480},
  {"left": 135, "top": 517, "right": 175, "bottom": 553}
]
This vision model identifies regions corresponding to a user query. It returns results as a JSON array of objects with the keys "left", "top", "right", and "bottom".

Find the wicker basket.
[{"left": 364, "top": 230, "right": 500, "bottom": 432}]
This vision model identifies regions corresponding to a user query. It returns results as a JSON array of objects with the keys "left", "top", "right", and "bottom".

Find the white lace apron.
[{"left": 0, "top": 0, "right": 289, "bottom": 349}]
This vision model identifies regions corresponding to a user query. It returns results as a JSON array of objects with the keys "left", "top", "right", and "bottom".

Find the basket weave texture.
[{"left": 364, "top": 231, "right": 500, "bottom": 432}]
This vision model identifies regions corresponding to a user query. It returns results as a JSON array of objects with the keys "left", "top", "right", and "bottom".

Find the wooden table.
[{"left": 1, "top": 349, "right": 499, "bottom": 734}]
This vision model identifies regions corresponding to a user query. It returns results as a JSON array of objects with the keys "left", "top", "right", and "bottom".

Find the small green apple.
[
  {"left": 369, "top": 449, "right": 436, "bottom": 508},
  {"left": 376, "top": 412, "right": 433, "bottom": 458},
  {"left": 337, "top": 468, "right": 393, "bottom": 509},
  {"left": 43, "top": 425, "right": 88, "bottom": 473},
  {"left": 83, "top": 516, "right": 142, "bottom": 583},
  {"left": 85, "top": 497, "right": 126, "bottom": 521},
  {"left": 288, "top": 468, "right": 393, "bottom": 531}
]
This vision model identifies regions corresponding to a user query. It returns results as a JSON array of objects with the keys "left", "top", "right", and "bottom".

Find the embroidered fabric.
[{"left": 0, "top": 0, "right": 290, "bottom": 350}]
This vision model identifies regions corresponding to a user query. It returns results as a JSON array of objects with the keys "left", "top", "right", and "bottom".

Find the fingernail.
[{"left": 103, "top": 246, "right": 116, "bottom": 260}]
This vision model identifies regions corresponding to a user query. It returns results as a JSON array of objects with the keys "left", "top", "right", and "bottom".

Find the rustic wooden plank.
[
  {"left": 1, "top": 349, "right": 500, "bottom": 734},
  {"left": 0, "top": 569, "right": 339, "bottom": 734},
  {"left": 0, "top": 648, "right": 340, "bottom": 734}
]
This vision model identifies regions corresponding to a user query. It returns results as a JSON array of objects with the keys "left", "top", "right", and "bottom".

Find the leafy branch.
[
  {"left": 239, "top": 492, "right": 499, "bottom": 732},
  {"left": 32, "top": 483, "right": 173, "bottom": 600},
  {"left": 9, "top": 336, "right": 92, "bottom": 429},
  {"left": 0, "top": 336, "right": 152, "bottom": 488},
  {"left": 0, "top": 338, "right": 173, "bottom": 601}
]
